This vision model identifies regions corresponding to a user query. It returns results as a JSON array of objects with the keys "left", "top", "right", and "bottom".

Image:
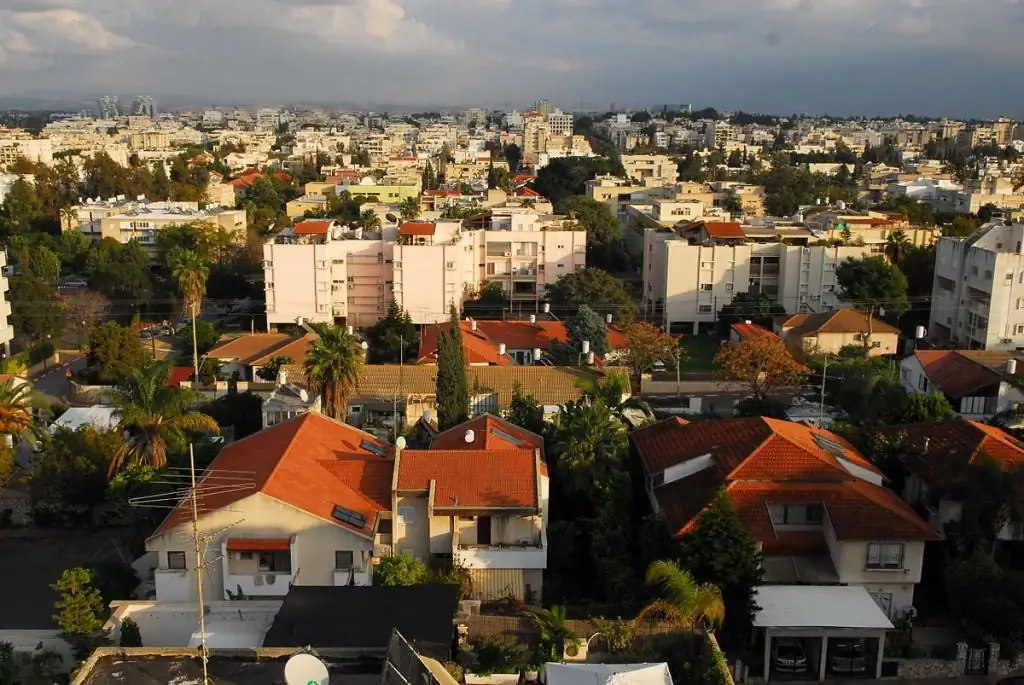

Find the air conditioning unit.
[
  {"left": 563, "top": 639, "right": 588, "bottom": 662},
  {"left": 504, "top": 252, "right": 512, "bottom": 257},
  {"left": 348, "top": 283, "right": 356, "bottom": 289}
]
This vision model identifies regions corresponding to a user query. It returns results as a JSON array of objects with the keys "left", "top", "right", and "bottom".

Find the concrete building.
[
  {"left": 644, "top": 221, "right": 873, "bottom": 334},
  {"left": 621, "top": 154, "right": 679, "bottom": 187},
  {"left": 0, "top": 131, "right": 53, "bottom": 167},
  {"left": 547, "top": 109, "right": 574, "bottom": 137},
  {"left": 929, "top": 220, "right": 1024, "bottom": 349},
  {"left": 67, "top": 198, "right": 246, "bottom": 249},
  {"left": 0, "top": 251, "right": 13, "bottom": 356},
  {"left": 264, "top": 212, "right": 586, "bottom": 327}
]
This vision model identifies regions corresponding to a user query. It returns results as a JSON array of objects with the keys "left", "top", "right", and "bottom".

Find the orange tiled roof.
[
  {"left": 633, "top": 417, "right": 939, "bottom": 542},
  {"left": 209, "top": 333, "right": 298, "bottom": 364},
  {"left": 730, "top": 322, "right": 779, "bottom": 341},
  {"left": 431, "top": 414, "right": 543, "bottom": 453},
  {"left": 168, "top": 366, "right": 194, "bottom": 387},
  {"left": 914, "top": 350, "right": 1002, "bottom": 397},
  {"left": 783, "top": 308, "right": 900, "bottom": 336},
  {"left": 683, "top": 220, "right": 745, "bottom": 239},
  {"left": 516, "top": 187, "right": 542, "bottom": 198},
  {"left": 417, "top": 320, "right": 628, "bottom": 364},
  {"left": 293, "top": 220, "right": 331, "bottom": 236},
  {"left": 399, "top": 222, "right": 437, "bottom": 236},
  {"left": 151, "top": 414, "right": 392, "bottom": 538},
  {"left": 249, "top": 333, "right": 317, "bottom": 367},
  {"left": 396, "top": 448, "right": 538, "bottom": 510},
  {"left": 868, "top": 420, "right": 1024, "bottom": 489},
  {"left": 511, "top": 174, "right": 537, "bottom": 184},
  {"left": 417, "top": 322, "right": 512, "bottom": 366}
]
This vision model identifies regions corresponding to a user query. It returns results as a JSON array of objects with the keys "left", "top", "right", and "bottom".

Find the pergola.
[{"left": 754, "top": 585, "right": 893, "bottom": 681}]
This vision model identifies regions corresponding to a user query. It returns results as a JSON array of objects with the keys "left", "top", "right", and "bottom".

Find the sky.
[{"left": 1, "top": 0, "right": 1023, "bottom": 117}]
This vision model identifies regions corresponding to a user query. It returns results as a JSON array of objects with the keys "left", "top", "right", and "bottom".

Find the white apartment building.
[
  {"left": 67, "top": 198, "right": 246, "bottom": 250},
  {"left": 929, "top": 220, "right": 1024, "bottom": 350},
  {"left": 620, "top": 154, "right": 679, "bottom": 187},
  {"left": 0, "top": 131, "right": 53, "bottom": 168},
  {"left": 264, "top": 212, "right": 586, "bottom": 327},
  {"left": 547, "top": 110, "right": 574, "bottom": 137},
  {"left": 644, "top": 224, "right": 873, "bottom": 333},
  {"left": 0, "top": 251, "right": 14, "bottom": 355}
]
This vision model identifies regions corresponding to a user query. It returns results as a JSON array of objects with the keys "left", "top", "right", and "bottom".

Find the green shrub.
[
  {"left": 119, "top": 618, "right": 142, "bottom": 647},
  {"left": 469, "top": 636, "right": 527, "bottom": 675}
]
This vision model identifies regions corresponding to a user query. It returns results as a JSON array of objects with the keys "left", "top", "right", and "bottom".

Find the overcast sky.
[{"left": 1, "top": 0, "right": 1023, "bottom": 117}]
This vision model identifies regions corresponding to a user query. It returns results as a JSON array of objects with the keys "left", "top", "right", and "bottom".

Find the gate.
[{"left": 965, "top": 645, "right": 989, "bottom": 675}]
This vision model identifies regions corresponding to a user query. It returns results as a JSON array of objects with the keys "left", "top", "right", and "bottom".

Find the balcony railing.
[
  {"left": 333, "top": 568, "right": 373, "bottom": 586},
  {"left": 224, "top": 571, "right": 293, "bottom": 598},
  {"left": 453, "top": 528, "right": 547, "bottom": 570}
]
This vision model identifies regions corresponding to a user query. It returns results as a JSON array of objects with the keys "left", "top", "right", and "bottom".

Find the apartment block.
[
  {"left": 644, "top": 221, "right": 874, "bottom": 333},
  {"left": 620, "top": 154, "right": 679, "bottom": 187},
  {"left": 264, "top": 212, "right": 586, "bottom": 327},
  {"left": 0, "top": 250, "right": 13, "bottom": 355},
  {"left": 67, "top": 199, "right": 246, "bottom": 249},
  {"left": 0, "top": 130, "right": 53, "bottom": 168},
  {"left": 929, "top": 220, "right": 1024, "bottom": 350}
]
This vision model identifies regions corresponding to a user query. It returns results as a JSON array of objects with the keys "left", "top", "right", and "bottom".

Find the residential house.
[
  {"left": 416, "top": 319, "right": 630, "bottom": 366},
  {"left": 900, "top": 349, "right": 1024, "bottom": 421},
  {"left": 394, "top": 414, "right": 549, "bottom": 600},
  {"left": 776, "top": 309, "right": 901, "bottom": 358},
  {"left": 146, "top": 413, "right": 395, "bottom": 603},
  {"left": 868, "top": 420, "right": 1024, "bottom": 542},
  {"left": 632, "top": 416, "right": 942, "bottom": 619},
  {"left": 207, "top": 332, "right": 317, "bottom": 380},
  {"left": 728, "top": 321, "right": 780, "bottom": 345}
]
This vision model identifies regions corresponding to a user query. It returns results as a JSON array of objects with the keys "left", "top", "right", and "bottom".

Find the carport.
[{"left": 755, "top": 585, "right": 893, "bottom": 681}]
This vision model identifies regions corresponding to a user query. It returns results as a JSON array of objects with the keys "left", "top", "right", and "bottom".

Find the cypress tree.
[{"left": 435, "top": 305, "right": 469, "bottom": 430}]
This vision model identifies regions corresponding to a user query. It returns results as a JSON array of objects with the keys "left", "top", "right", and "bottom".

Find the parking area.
[{"left": 0, "top": 531, "right": 132, "bottom": 629}]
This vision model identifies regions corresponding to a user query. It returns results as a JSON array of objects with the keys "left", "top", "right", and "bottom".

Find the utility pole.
[
  {"left": 191, "top": 303, "right": 200, "bottom": 385},
  {"left": 819, "top": 355, "right": 829, "bottom": 426},
  {"left": 189, "top": 443, "right": 210, "bottom": 685}
]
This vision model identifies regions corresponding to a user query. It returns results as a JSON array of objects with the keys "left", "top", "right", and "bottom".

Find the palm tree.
[
  {"left": 398, "top": 197, "right": 420, "bottom": 222},
  {"left": 60, "top": 206, "right": 78, "bottom": 232},
  {"left": 107, "top": 358, "right": 219, "bottom": 475},
  {"left": 361, "top": 208, "right": 382, "bottom": 230},
  {"left": 636, "top": 560, "right": 725, "bottom": 631},
  {"left": 578, "top": 374, "right": 654, "bottom": 427},
  {"left": 0, "top": 380, "right": 44, "bottom": 448},
  {"left": 885, "top": 229, "right": 912, "bottom": 266},
  {"left": 304, "top": 324, "right": 365, "bottom": 420},
  {"left": 552, "top": 396, "right": 627, "bottom": 493},
  {"left": 525, "top": 605, "right": 579, "bottom": 661},
  {"left": 170, "top": 248, "right": 210, "bottom": 380}
]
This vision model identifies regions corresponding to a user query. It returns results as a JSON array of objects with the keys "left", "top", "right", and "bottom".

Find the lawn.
[{"left": 680, "top": 335, "right": 722, "bottom": 372}]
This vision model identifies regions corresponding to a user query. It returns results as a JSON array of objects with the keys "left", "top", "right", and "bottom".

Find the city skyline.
[{"left": 1, "top": 0, "right": 1023, "bottom": 118}]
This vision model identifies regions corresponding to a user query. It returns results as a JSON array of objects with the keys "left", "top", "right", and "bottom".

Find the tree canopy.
[
  {"left": 365, "top": 300, "right": 418, "bottom": 364},
  {"left": 435, "top": 306, "right": 470, "bottom": 431},
  {"left": 88, "top": 322, "right": 147, "bottom": 384},
  {"left": 532, "top": 157, "right": 625, "bottom": 205},
  {"left": 546, "top": 268, "right": 636, "bottom": 322},
  {"left": 714, "top": 336, "right": 810, "bottom": 399},
  {"left": 836, "top": 256, "right": 910, "bottom": 317}
]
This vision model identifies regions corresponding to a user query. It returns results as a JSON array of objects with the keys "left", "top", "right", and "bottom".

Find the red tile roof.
[
  {"left": 417, "top": 322, "right": 513, "bottom": 366},
  {"left": 431, "top": 414, "right": 543, "bottom": 453},
  {"left": 511, "top": 174, "right": 537, "bottom": 184},
  {"left": 150, "top": 414, "right": 392, "bottom": 539},
  {"left": 633, "top": 417, "right": 939, "bottom": 542},
  {"left": 914, "top": 350, "right": 1002, "bottom": 397},
  {"left": 868, "top": 420, "right": 1024, "bottom": 489},
  {"left": 209, "top": 333, "right": 303, "bottom": 365},
  {"left": 683, "top": 220, "right": 745, "bottom": 239},
  {"left": 396, "top": 448, "right": 539, "bottom": 510},
  {"left": 293, "top": 220, "right": 331, "bottom": 236},
  {"left": 417, "top": 320, "right": 628, "bottom": 364},
  {"left": 226, "top": 538, "right": 290, "bottom": 552},
  {"left": 516, "top": 187, "right": 542, "bottom": 198},
  {"left": 730, "top": 322, "right": 779, "bottom": 341},
  {"left": 167, "top": 366, "right": 194, "bottom": 387},
  {"left": 399, "top": 222, "right": 437, "bottom": 236}
]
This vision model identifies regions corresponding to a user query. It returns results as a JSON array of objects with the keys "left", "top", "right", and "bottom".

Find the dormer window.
[{"left": 767, "top": 503, "right": 823, "bottom": 525}]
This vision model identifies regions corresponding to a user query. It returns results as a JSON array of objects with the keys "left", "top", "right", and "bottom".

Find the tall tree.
[
  {"left": 398, "top": 197, "right": 420, "bottom": 222},
  {"left": 63, "top": 290, "right": 110, "bottom": 347},
  {"left": 421, "top": 161, "right": 436, "bottom": 191},
  {"left": 677, "top": 488, "right": 764, "bottom": 636},
  {"left": 714, "top": 336, "right": 810, "bottom": 399},
  {"left": 556, "top": 196, "right": 622, "bottom": 263},
  {"left": 108, "top": 358, "right": 219, "bottom": 475},
  {"left": 565, "top": 304, "right": 609, "bottom": 358},
  {"left": 435, "top": 306, "right": 470, "bottom": 431},
  {"left": 303, "top": 324, "right": 364, "bottom": 420},
  {"left": 365, "top": 300, "right": 417, "bottom": 364},
  {"left": 9, "top": 276, "right": 64, "bottom": 343},
  {"left": 552, "top": 397, "right": 627, "bottom": 494},
  {"left": 88, "top": 322, "right": 147, "bottom": 383},
  {"left": 546, "top": 267, "right": 636, "bottom": 322},
  {"left": 716, "top": 293, "right": 787, "bottom": 337},
  {"left": 170, "top": 248, "right": 210, "bottom": 380},
  {"left": 836, "top": 256, "right": 910, "bottom": 352},
  {"left": 361, "top": 208, "right": 382, "bottom": 230},
  {"left": 51, "top": 567, "right": 106, "bottom": 635},
  {"left": 0, "top": 379, "right": 44, "bottom": 448},
  {"left": 622, "top": 322, "right": 682, "bottom": 380}
]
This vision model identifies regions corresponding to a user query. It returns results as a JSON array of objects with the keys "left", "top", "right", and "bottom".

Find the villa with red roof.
[
  {"left": 145, "top": 412, "right": 548, "bottom": 602},
  {"left": 632, "top": 416, "right": 941, "bottom": 620}
]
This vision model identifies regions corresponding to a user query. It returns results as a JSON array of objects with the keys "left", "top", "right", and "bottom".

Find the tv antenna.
[{"left": 129, "top": 444, "right": 256, "bottom": 684}]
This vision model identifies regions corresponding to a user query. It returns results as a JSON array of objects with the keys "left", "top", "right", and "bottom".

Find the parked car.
[
  {"left": 773, "top": 638, "right": 808, "bottom": 673},
  {"left": 829, "top": 640, "right": 867, "bottom": 674}
]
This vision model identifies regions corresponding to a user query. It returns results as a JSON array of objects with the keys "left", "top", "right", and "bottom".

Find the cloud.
[{"left": 0, "top": 0, "right": 1021, "bottom": 115}]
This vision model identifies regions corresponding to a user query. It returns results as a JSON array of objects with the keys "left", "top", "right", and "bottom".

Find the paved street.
[{"left": 31, "top": 354, "right": 87, "bottom": 400}]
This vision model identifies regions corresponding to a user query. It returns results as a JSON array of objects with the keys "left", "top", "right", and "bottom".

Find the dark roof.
[
  {"left": 263, "top": 585, "right": 458, "bottom": 650},
  {"left": 78, "top": 653, "right": 382, "bottom": 685}
]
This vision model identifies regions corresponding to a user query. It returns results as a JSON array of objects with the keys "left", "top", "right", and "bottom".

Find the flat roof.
[{"left": 753, "top": 585, "right": 894, "bottom": 630}]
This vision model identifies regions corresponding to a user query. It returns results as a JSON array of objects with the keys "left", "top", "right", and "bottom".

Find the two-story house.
[
  {"left": 145, "top": 412, "right": 549, "bottom": 604},
  {"left": 868, "top": 419, "right": 1024, "bottom": 541},
  {"left": 900, "top": 349, "right": 1024, "bottom": 422},
  {"left": 394, "top": 414, "right": 549, "bottom": 601},
  {"left": 776, "top": 309, "right": 901, "bottom": 358},
  {"left": 146, "top": 413, "right": 394, "bottom": 603},
  {"left": 632, "top": 417, "right": 942, "bottom": 619}
]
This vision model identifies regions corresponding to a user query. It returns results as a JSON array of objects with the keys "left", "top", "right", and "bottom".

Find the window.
[
  {"left": 398, "top": 506, "right": 415, "bottom": 524},
  {"left": 824, "top": 262, "right": 835, "bottom": 271},
  {"left": 258, "top": 551, "right": 292, "bottom": 573},
  {"left": 334, "top": 551, "right": 354, "bottom": 569},
  {"left": 317, "top": 260, "right": 328, "bottom": 268},
  {"left": 332, "top": 259, "right": 344, "bottom": 265},
  {"left": 698, "top": 305, "right": 712, "bottom": 313},
  {"left": 962, "top": 396, "right": 987, "bottom": 414},
  {"left": 700, "top": 284, "right": 712, "bottom": 291},
  {"left": 1017, "top": 325, "right": 1024, "bottom": 335},
  {"left": 726, "top": 283, "right": 734, "bottom": 291},
  {"left": 167, "top": 551, "right": 186, "bottom": 570},
  {"left": 377, "top": 518, "right": 393, "bottom": 535},
  {"left": 446, "top": 261, "right": 455, "bottom": 269},
  {"left": 700, "top": 261, "right": 714, "bottom": 268},
  {"left": 985, "top": 270, "right": 993, "bottom": 279},
  {"left": 767, "top": 503, "right": 823, "bottom": 525},
  {"left": 266, "top": 282, "right": 274, "bottom": 289},
  {"left": 901, "top": 367, "right": 911, "bottom": 382},
  {"left": 918, "top": 375, "right": 929, "bottom": 392},
  {"left": 866, "top": 542, "right": 904, "bottom": 569}
]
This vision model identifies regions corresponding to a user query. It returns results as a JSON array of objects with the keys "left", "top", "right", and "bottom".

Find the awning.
[{"left": 226, "top": 538, "right": 291, "bottom": 552}]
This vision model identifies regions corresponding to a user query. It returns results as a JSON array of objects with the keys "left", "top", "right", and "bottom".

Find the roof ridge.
[
  {"left": 844, "top": 479, "right": 940, "bottom": 537},
  {"left": 760, "top": 418, "right": 856, "bottom": 479},
  {"left": 264, "top": 413, "right": 315, "bottom": 485}
]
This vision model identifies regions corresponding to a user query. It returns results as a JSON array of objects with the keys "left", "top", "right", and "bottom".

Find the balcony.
[
  {"left": 453, "top": 529, "right": 546, "bottom": 570},
  {"left": 332, "top": 568, "right": 373, "bottom": 586},
  {"left": 221, "top": 537, "right": 295, "bottom": 599}
]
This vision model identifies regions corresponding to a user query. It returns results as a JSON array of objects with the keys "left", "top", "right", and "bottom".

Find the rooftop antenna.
[{"left": 128, "top": 445, "right": 255, "bottom": 685}]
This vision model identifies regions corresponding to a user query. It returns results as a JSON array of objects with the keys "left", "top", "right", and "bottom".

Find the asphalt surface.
[{"left": 32, "top": 354, "right": 88, "bottom": 400}]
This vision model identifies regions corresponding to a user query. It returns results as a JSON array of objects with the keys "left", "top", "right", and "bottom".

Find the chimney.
[
  {"left": 277, "top": 369, "right": 287, "bottom": 387},
  {"left": 542, "top": 303, "right": 551, "bottom": 314},
  {"left": 498, "top": 343, "right": 507, "bottom": 356},
  {"left": 605, "top": 313, "right": 613, "bottom": 324},
  {"left": 470, "top": 319, "right": 478, "bottom": 331}
]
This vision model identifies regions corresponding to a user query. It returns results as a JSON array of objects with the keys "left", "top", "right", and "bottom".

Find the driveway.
[{"left": 0, "top": 530, "right": 132, "bottom": 629}]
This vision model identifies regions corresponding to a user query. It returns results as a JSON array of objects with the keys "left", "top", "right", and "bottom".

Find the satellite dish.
[
  {"left": 284, "top": 653, "right": 329, "bottom": 685},
  {"left": 396, "top": 436, "right": 407, "bottom": 451},
  {"left": 464, "top": 429, "right": 476, "bottom": 444},
  {"left": 385, "top": 213, "right": 398, "bottom": 223},
  {"left": 298, "top": 389, "right": 309, "bottom": 403}
]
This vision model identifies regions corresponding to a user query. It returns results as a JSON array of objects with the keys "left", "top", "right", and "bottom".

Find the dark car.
[
  {"left": 773, "top": 638, "right": 809, "bottom": 673},
  {"left": 830, "top": 639, "right": 867, "bottom": 674}
]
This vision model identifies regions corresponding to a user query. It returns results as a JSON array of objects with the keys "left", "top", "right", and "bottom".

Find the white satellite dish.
[
  {"left": 396, "top": 436, "right": 407, "bottom": 451},
  {"left": 284, "top": 653, "right": 330, "bottom": 685},
  {"left": 464, "top": 429, "right": 476, "bottom": 444}
]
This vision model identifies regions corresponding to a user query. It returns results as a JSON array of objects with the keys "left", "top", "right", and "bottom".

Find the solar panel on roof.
[
  {"left": 331, "top": 505, "right": 367, "bottom": 529},
  {"left": 490, "top": 428, "right": 527, "bottom": 447},
  {"left": 360, "top": 439, "right": 388, "bottom": 457},
  {"left": 813, "top": 434, "right": 845, "bottom": 457}
]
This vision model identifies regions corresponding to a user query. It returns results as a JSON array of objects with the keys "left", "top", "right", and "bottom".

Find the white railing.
[
  {"left": 453, "top": 529, "right": 547, "bottom": 570},
  {"left": 224, "top": 572, "right": 293, "bottom": 598}
]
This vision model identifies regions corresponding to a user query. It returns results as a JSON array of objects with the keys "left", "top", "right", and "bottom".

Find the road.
[{"left": 31, "top": 354, "right": 87, "bottom": 400}]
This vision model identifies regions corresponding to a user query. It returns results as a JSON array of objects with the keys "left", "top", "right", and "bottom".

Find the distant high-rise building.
[
  {"left": 132, "top": 96, "right": 156, "bottom": 117},
  {"left": 532, "top": 99, "right": 554, "bottom": 118},
  {"left": 97, "top": 96, "right": 120, "bottom": 119}
]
